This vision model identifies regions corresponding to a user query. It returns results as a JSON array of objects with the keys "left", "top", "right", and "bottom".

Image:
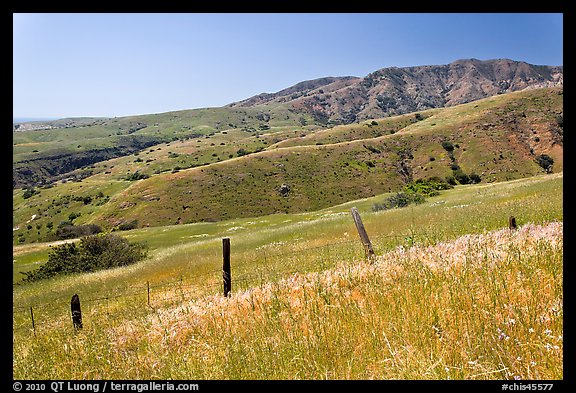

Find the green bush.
[
  {"left": 363, "top": 144, "right": 381, "bottom": 154},
  {"left": 453, "top": 169, "right": 471, "bottom": 184},
  {"left": 403, "top": 177, "right": 453, "bottom": 197},
  {"left": 535, "top": 154, "right": 554, "bottom": 173},
  {"left": 22, "top": 188, "right": 39, "bottom": 199},
  {"left": 441, "top": 141, "right": 454, "bottom": 152},
  {"left": 118, "top": 219, "right": 139, "bottom": 231},
  {"left": 21, "top": 234, "right": 148, "bottom": 282},
  {"left": 469, "top": 172, "right": 482, "bottom": 184},
  {"left": 55, "top": 223, "right": 102, "bottom": 240},
  {"left": 125, "top": 171, "right": 150, "bottom": 181},
  {"left": 372, "top": 192, "right": 425, "bottom": 211},
  {"left": 372, "top": 177, "right": 453, "bottom": 212}
]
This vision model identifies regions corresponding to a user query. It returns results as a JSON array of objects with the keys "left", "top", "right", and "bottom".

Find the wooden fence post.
[
  {"left": 147, "top": 281, "right": 151, "bottom": 306},
  {"left": 509, "top": 216, "right": 517, "bottom": 230},
  {"left": 222, "top": 238, "right": 231, "bottom": 297},
  {"left": 350, "top": 207, "right": 375, "bottom": 262},
  {"left": 71, "top": 294, "right": 83, "bottom": 330},
  {"left": 30, "top": 306, "right": 36, "bottom": 337}
]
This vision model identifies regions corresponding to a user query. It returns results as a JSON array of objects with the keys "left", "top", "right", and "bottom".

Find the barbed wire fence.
[{"left": 13, "top": 210, "right": 519, "bottom": 338}]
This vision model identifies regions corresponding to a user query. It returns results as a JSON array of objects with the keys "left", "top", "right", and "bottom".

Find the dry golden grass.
[{"left": 14, "top": 222, "right": 562, "bottom": 380}]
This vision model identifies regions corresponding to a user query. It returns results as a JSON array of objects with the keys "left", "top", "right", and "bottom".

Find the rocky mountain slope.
[{"left": 228, "top": 58, "right": 563, "bottom": 124}]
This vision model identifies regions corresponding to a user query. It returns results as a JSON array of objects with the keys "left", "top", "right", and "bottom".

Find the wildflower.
[
  {"left": 514, "top": 376, "right": 521, "bottom": 380},
  {"left": 530, "top": 361, "right": 537, "bottom": 367},
  {"left": 497, "top": 328, "right": 509, "bottom": 341},
  {"left": 528, "top": 328, "right": 535, "bottom": 333}
]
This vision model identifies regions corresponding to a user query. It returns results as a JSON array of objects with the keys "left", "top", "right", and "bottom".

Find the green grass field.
[{"left": 13, "top": 172, "right": 563, "bottom": 379}]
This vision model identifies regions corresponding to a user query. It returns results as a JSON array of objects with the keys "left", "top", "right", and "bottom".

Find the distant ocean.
[{"left": 13, "top": 117, "right": 58, "bottom": 124}]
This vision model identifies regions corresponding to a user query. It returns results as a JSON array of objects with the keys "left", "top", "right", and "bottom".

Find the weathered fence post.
[
  {"left": 147, "top": 281, "right": 151, "bottom": 306},
  {"left": 509, "top": 216, "right": 517, "bottom": 230},
  {"left": 71, "top": 294, "right": 83, "bottom": 330},
  {"left": 350, "top": 207, "right": 375, "bottom": 262},
  {"left": 30, "top": 306, "right": 36, "bottom": 337},
  {"left": 222, "top": 238, "right": 232, "bottom": 297}
]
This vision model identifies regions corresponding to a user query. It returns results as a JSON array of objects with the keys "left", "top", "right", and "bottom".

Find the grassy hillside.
[
  {"left": 12, "top": 173, "right": 563, "bottom": 379},
  {"left": 12, "top": 87, "right": 562, "bottom": 244},
  {"left": 93, "top": 87, "right": 562, "bottom": 227},
  {"left": 13, "top": 104, "right": 319, "bottom": 187},
  {"left": 270, "top": 108, "right": 441, "bottom": 148}
]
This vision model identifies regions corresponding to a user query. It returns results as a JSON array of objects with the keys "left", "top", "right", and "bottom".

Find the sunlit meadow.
[{"left": 13, "top": 174, "right": 562, "bottom": 379}]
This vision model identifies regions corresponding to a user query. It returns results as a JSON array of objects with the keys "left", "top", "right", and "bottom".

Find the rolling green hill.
[
  {"left": 13, "top": 87, "right": 563, "bottom": 245},
  {"left": 12, "top": 172, "right": 563, "bottom": 378},
  {"left": 13, "top": 105, "right": 320, "bottom": 188}
]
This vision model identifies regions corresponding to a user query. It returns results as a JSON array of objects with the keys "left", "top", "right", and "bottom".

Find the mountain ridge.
[{"left": 227, "top": 58, "right": 563, "bottom": 124}]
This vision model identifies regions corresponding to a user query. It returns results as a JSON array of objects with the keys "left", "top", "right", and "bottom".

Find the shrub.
[
  {"left": 372, "top": 192, "right": 425, "bottom": 211},
  {"left": 118, "top": 219, "right": 138, "bottom": 231},
  {"left": 453, "top": 169, "right": 471, "bottom": 184},
  {"left": 404, "top": 177, "right": 453, "bottom": 197},
  {"left": 469, "top": 172, "right": 482, "bottom": 184},
  {"left": 441, "top": 141, "right": 454, "bottom": 152},
  {"left": 55, "top": 223, "right": 102, "bottom": 240},
  {"left": 373, "top": 177, "right": 453, "bottom": 212},
  {"left": 21, "top": 234, "right": 148, "bottom": 282},
  {"left": 535, "top": 154, "right": 554, "bottom": 173},
  {"left": 364, "top": 144, "right": 381, "bottom": 154},
  {"left": 125, "top": 171, "right": 149, "bottom": 181},
  {"left": 23, "top": 188, "right": 39, "bottom": 199}
]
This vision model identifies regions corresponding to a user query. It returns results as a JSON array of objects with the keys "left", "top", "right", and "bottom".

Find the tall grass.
[
  {"left": 13, "top": 173, "right": 563, "bottom": 379},
  {"left": 13, "top": 222, "right": 562, "bottom": 379}
]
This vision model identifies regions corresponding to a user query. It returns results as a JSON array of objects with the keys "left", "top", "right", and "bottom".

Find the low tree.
[
  {"left": 535, "top": 154, "right": 554, "bottom": 173},
  {"left": 21, "top": 233, "right": 148, "bottom": 282}
]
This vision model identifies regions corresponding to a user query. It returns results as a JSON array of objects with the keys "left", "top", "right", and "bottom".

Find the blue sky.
[{"left": 13, "top": 13, "right": 563, "bottom": 119}]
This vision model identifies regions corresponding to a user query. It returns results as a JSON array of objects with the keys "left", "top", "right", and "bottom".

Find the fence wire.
[{"left": 12, "top": 224, "right": 473, "bottom": 337}]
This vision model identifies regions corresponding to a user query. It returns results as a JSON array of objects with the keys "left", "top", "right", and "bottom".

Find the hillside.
[
  {"left": 92, "top": 87, "right": 563, "bottom": 228},
  {"left": 229, "top": 58, "right": 563, "bottom": 124},
  {"left": 12, "top": 86, "right": 562, "bottom": 244},
  {"left": 13, "top": 173, "right": 563, "bottom": 378},
  {"left": 13, "top": 59, "right": 562, "bottom": 189},
  {"left": 12, "top": 106, "right": 319, "bottom": 188}
]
